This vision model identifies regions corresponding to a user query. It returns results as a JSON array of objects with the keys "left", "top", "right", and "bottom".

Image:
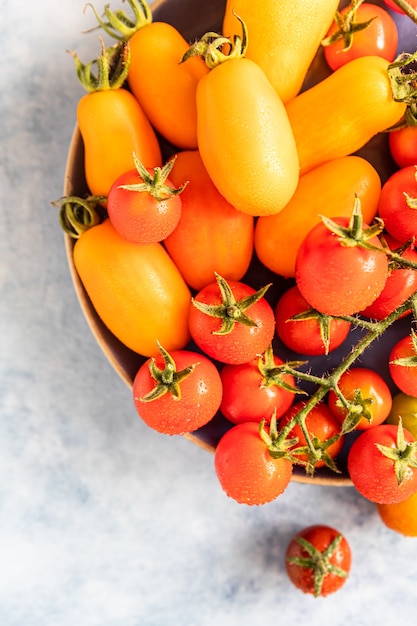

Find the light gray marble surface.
[{"left": 1, "top": 1, "right": 417, "bottom": 624}]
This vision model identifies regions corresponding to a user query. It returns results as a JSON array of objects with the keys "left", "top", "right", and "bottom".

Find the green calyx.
[
  {"left": 68, "top": 38, "right": 130, "bottom": 92},
  {"left": 118, "top": 153, "right": 187, "bottom": 201},
  {"left": 181, "top": 11, "right": 248, "bottom": 69},
  {"left": 257, "top": 344, "right": 303, "bottom": 395},
  {"left": 390, "top": 329, "right": 417, "bottom": 370},
  {"left": 333, "top": 388, "right": 375, "bottom": 434},
  {"left": 52, "top": 195, "right": 106, "bottom": 238},
  {"left": 286, "top": 534, "right": 349, "bottom": 597},
  {"left": 376, "top": 417, "right": 417, "bottom": 486},
  {"left": 388, "top": 50, "right": 417, "bottom": 127},
  {"left": 320, "top": 195, "right": 384, "bottom": 249},
  {"left": 287, "top": 309, "right": 339, "bottom": 356},
  {"left": 321, "top": 0, "right": 376, "bottom": 53},
  {"left": 138, "top": 342, "right": 198, "bottom": 403},
  {"left": 84, "top": 0, "right": 152, "bottom": 41},
  {"left": 191, "top": 273, "right": 271, "bottom": 336}
]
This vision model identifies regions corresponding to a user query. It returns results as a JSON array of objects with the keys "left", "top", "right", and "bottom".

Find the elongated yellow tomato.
[
  {"left": 254, "top": 156, "right": 381, "bottom": 277},
  {"left": 73, "top": 219, "right": 191, "bottom": 357},
  {"left": 196, "top": 57, "right": 299, "bottom": 216},
  {"left": 222, "top": 0, "right": 339, "bottom": 103},
  {"left": 285, "top": 55, "right": 407, "bottom": 175},
  {"left": 78, "top": 88, "right": 162, "bottom": 197}
]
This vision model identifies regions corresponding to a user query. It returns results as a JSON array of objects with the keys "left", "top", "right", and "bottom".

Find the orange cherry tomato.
[{"left": 164, "top": 150, "right": 254, "bottom": 290}]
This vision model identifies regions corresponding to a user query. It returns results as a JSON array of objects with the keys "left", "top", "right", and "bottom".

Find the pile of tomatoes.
[{"left": 58, "top": 0, "right": 417, "bottom": 596}]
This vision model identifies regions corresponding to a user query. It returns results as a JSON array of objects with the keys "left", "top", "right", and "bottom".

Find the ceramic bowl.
[{"left": 63, "top": 0, "right": 414, "bottom": 486}]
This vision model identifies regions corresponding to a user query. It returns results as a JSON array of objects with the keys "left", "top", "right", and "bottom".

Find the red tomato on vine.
[
  {"left": 360, "top": 235, "right": 417, "bottom": 320},
  {"left": 347, "top": 422, "right": 417, "bottom": 504},
  {"left": 322, "top": 1, "right": 398, "bottom": 71},
  {"left": 327, "top": 367, "right": 392, "bottom": 432},
  {"left": 295, "top": 200, "right": 389, "bottom": 316},
  {"left": 279, "top": 401, "right": 344, "bottom": 472},
  {"left": 214, "top": 420, "right": 293, "bottom": 505},
  {"left": 377, "top": 165, "right": 417, "bottom": 244},
  {"left": 389, "top": 332, "right": 417, "bottom": 397},
  {"left": 188, "top": 273, "right": 275, "bottom": 365},
  {"left": 219, "top": 344, "right": 297, "bottom": 425},
  {"left": 275, "top": 284, "right": 351, "bottom": 355}
]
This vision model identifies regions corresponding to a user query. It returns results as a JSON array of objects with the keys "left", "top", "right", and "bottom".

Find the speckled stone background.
[{"left": 1, "top": 1, "right": 417, "bottom": 624}]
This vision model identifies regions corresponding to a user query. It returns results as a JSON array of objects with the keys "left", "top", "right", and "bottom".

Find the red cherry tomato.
[
  {"left": 286, "top": 525, "right": 352, "bottom": 597},
  {"left": 279, "top": 401, "right": 344, "bottom": 471},
  {"left": 389, "top": 125, "right": 417, "bottom": 168},
  {"left": 377, "top": 165, "right": 417, "bottom": 243},
  {"left": 106, "top": 155, "right": 184, "bottom": 244},
  {"left": 389, "top": 333, "right": 417, "bottom": 397},
  {"left": 360, "top": 236, "right": 417, "bottom": 320},
  {"left": 219, "top": 346, "right": 296, "bottom": 425},
  {"left": 188, "top": 274, "right": 275, "bottom": 365},
  {"left": 295, "top": 212, "right": 389, "bottom": 316},
  {"left": 214, "top": 421, "right": 293, "bottom": 505},
  {"left": 133, "top": 344, "right": 222, "bottom": 435},
  {"left": 323, "top": 2, "right": 398, "bottom": 71},
  {"left": 347, "top": 423, "right": 417, "bottom": 503},
  {"left": 327, "top": 367, "right": 392, "bottom": 431},
  {"left": 275, "top": 284, "right": 351, "bottom": 355}
]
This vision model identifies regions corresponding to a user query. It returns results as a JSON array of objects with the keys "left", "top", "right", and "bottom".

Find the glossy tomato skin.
[
  {"left": 196, "top": 57, "right": 300, "bottom": 216},
  {"left": 214, "top": 421, "right": 293, "bottom": 505},
  {"left": 360, "top": 236, "right": 417, "bottom": 320},
  {"left": 295, "top": 216, "right": 389, "bottom": 316},
  {"left": 389, "top": 334, "right": 417, "bottom": 396},
  {"left": 389, "top": 125, "right": 417, "bottom": 168},
  {"left": 275, "top": 285, "right": 351, "bottom": 355},
  {"left": 219, "top": 355, "right": 295, "bottom": 425},
  {"left": 377, "top": 166, "right": 417, "bottom": 243},
  {"left": 285, "top": 525, "right": 352, "bottom": 597},
  {"left": 377, "top": 489, "right": 417, "bottom": 536},
  {"left": 347, "top": 424, "right": 417, "bottom": 504},
  {"left": 188, "top": 280, "right": 275, "bottom": 365},
  {"left": 133, "top": 350, "right": 222, "bottom": 435},
  {"left": 107, "top": 167, "right": 182, "bottom": 244},
  {"left": 327, "top": 367, "right": 393, "bottom": 431},
  {"left": 279, "top": 402, "right": 344, "bottom": 469},
  {"left": 323, "top": 3, "right": 398, "bottom": 71}
]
